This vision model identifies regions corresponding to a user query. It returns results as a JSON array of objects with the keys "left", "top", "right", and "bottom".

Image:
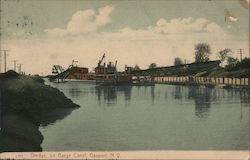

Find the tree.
[
  {"left": 194, "top": 43, "right": 212, "bottom": 63},
  {"left": 218, "top": 48, "right": 232, "bottom": 63},
  {"left": 133, "top": 64, "right": 140, "bottom": 71},
  {"left": 240, "top": 57, "right": 250, "bottom": 68},
  {"left": 174, "top": 57, "right": 184, "bottom": 66},
  {"left": 148, "top": 63, "right": 157, "bottom": 69},
  {"left": 226, "top": 56, "right": 239, "bottom": 68}
]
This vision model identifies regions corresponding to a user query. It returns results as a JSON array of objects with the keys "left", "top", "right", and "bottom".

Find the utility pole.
[
  {"left": 12, "top": 60, "right": 18, "bottom": 72},
  {"left": 0, "top": 52, "right": 1, "bottom": 73},
  {"left": 238, "top": 48, "right": 243, "bottom": 62},
  {"left": 4, "top": 53, "right": 7, "bottom": 72},
  {"left": 18, "top": 64, "right": 23, "bottom": 74},
  {"left": 0, "top": 50, "right": 9, "bottom": 73}
]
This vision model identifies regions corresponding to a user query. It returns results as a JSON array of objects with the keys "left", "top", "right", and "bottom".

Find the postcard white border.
[{"left": 1, "top": 151, "right": 249, "bottom": 160}]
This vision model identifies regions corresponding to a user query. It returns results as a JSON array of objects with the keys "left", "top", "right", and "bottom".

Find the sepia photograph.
[{"left": 0, "top": 0, "right": 249, "bottom": 159}]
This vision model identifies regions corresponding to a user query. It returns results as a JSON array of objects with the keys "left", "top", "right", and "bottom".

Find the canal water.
[{"left": 40, "top": 81, "right": 250, "bottom": 151}]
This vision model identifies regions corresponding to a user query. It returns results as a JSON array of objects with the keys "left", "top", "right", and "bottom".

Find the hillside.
[{"left": 0, "top": 71, "right": 79, "bottom": 152}]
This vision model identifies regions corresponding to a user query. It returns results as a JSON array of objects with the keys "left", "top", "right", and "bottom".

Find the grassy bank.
[{"left": 0, "top": 71, "right": 79, "bottom": 152}]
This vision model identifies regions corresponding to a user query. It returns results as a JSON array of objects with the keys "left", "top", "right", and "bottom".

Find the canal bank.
[
  {"left": 153, "top": 76, "right": 250, "bottom": 88},
  {"left": 0, "top": 71, "right": 79, "bottom": 152}
]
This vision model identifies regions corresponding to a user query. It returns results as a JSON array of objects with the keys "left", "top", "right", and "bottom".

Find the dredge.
[
  {"left": 93, "top": 53, "right": 133, "bottom": 85},
  {"left": 49, "top": 53, "right": 134, "bottom": 85},
  {"left": 50, "top": 60, "right": 92, "bottom": 83}
]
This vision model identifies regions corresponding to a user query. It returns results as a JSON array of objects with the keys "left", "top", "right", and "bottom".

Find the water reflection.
[
  {"left": 172, "top": 86, "right": 182, "bottom": 100},
  {"left": 150, "top": 86, "right": 155, "bottom": 103},
  {"left": 1, "top": 108, "right": 76, "bottom": 152},
  {"left": 225, "top": 88, "right": 250, "bottom": 107},
  {"left": 95, "top": 86, "right": 132, "bottom": 106},
  {"left": 191, "top": 87, "right": 212, "bottom": 118},
  {"left": 39, "top": 82, "right": 250, "bottom": 151},
  {"left": 39, "top": 108, "right": 75, "bottom": 127},
  {"left": 68, "top": 87, "right": 81, "bottom": 98},
  {"left": 172, "top": 86, "right": 212, "bottom": 118},
  {"left": 171, "top": 85, "right": 250, "bottom": 119}
]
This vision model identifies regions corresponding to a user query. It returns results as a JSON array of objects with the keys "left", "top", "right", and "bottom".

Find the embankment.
[
  {"left": 154, "top": 76, "right": 250, "bottom": 88},
  {"left": 0, "top": 71, "right": 79, "bottom": 152}
]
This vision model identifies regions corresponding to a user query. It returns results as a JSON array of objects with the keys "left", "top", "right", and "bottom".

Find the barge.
[{"left": 93, "top": 53, "right": 133, "bottom": 85}]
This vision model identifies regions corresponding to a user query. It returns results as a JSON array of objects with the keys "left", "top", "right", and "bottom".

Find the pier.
[{"left": 153, "top": 76, "right": 249, "bottom": 87}]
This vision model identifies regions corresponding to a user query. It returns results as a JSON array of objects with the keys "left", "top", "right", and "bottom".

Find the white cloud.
[
  {"left": 45, "top": 9, "right": 224, "bottom": 38},
  {"left": 67, "top": 10, "right": 96, "bottom": 34},
  {"left": 44, "top": 28, "right": 67, "bottom": 35},
  {"left": 96, "top": 5, "right": 114, "bottom": 26},
  {"left": 205, "top": 22, "right": 224, "bottom": 33},
  {"left": 151, "top": 17, "right": 224, "bottom": 34},
  {"left": 8, "top": 16, "right": 247, "bottom": 75},
  {"left": 45, "top": 5, "right": 114, "bottom": 35},
  {"left": 100, "top": 17, "right": 226, "bottom": 42}
]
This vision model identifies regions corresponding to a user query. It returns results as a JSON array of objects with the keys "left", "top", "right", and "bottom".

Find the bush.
[{"left": 0, "top": 70, "right": 19, "bottom": 79}]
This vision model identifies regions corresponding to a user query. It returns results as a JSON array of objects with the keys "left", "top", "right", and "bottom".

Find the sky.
[{"left": 0, "top": 0, "right": 249, "bottom": 75}]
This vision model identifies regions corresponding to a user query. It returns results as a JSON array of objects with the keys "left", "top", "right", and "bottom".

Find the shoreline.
[
  {"left": 154, "top": 81, "right": 250, "bottom": 89},
  {"left": 153, "top": 76, "right": 249, "bottom": 89},
  {"left": 0, "top": 71, "right": 80, "bottom": 152}
]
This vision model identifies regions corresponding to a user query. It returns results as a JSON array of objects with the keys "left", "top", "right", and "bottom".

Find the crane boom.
[{"left": 98, "top": 53, "right": 105, "bottom": 66}]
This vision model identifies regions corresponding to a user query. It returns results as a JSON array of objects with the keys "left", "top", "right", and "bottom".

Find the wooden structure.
[
  {"left": 67, "top": 67, "right": 89, "bottom": 80},
  {"left": 154, "top": 76, "right": 249, "bottom": 86},
  {"left": 51, "top": 64, "right": 90, "bottom": 82}
]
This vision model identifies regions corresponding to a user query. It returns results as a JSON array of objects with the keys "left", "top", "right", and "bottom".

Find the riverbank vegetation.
[{"left": 132, "top": 43, "right": 250, "bottom": 78}]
